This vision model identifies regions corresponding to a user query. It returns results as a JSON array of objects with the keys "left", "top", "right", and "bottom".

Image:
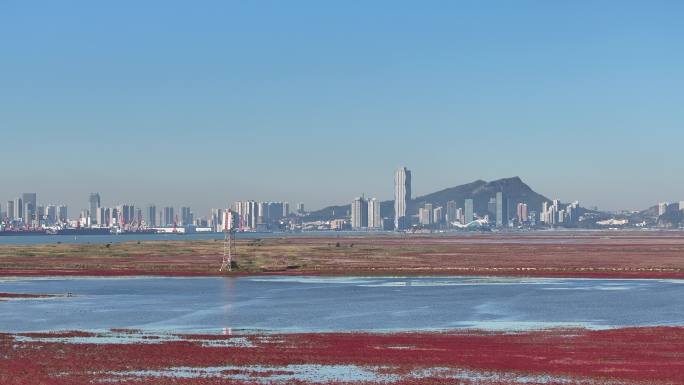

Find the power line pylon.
[{"left": 220, "top": 229, "right": 235, "bottom": 272}]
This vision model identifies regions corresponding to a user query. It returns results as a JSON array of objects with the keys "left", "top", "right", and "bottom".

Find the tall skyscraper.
[
  {"left": 464, "top": 199, "right": 474, "bottom": 224},
  {"left": 394, "top": 167, "right": 411, "bottom": 230},
  {"left": 147, "top": 205, "right": 157, "bottom": 227},
  {"left": 57, "top": 205, "right": 68, "bottom": 223},
  {"left": 89, "top": 193, "right": 101, "bottom": 225},
  {"left": 14, "top": 197, "right": 23, "bottom": 222},
  {"left": 46, "top": 205, "right": 57, "bottom": 225},
  {"left": 181, "top": 207, "right": 192, "bottom": 226},
  {"left": 496, "top": 192, "right": 508, "bottom": 227},
  {"left": 658, "top": 202, "right": 669, "bottom": 216},
  {"left": 21, "top": 193, "right": 36, "bottom": 223},
  {"left": 433, "top": 206, "right": 443, "bottom": 225},
  {"left": 163, "top": 207, "right": 175, "bottom": 226},
  {"left": 6, "top": 200, "right": 14, "bottom": 220},
  {"left": 446, "top": 201, "right": 458, "bottom": 225},
  {"left": 517, "top": 202, "right": 528, "bottom": 224},
  {"left": 367, "top": 198, "right": 381, "bottom": 229},
  {"left": 351, "top": 197, "right": 368, "bottom": 229},
  {"left": 117, "top": 204, "right": 135, "bottom": 225}
]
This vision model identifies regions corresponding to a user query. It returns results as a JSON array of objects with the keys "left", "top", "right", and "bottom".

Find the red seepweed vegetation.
[{"left": 2, "top": 327, "right": 684, "bottom": 385}]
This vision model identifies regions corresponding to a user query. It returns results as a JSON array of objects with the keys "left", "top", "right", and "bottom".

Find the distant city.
[{"left": 1, "top": 167, "right": 682, "bottom": 235}]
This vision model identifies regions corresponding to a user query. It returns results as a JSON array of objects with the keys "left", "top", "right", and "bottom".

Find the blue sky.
[{"left": 1, "top": 1, "right": 683, "bottom": 214}]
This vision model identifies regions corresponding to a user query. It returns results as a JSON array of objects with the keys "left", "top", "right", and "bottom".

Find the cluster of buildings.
[
  {"left": 0, "top": 193, "right": 68, "bottom": 229},
  {"left": 0, "top": 191, "right": 307, "bottom": 233},
  {"left": 3, "top": 168, "right": 590, "bottom": 234},
  {"left": 209, "top": 201, "right": 296, "bottom": 232},
  {"left": 344, "top": 167, "right": 581, "bottom": 231},
  {"left": 658, "top": 201, "right": 684, "bottom": 217},
  {"left": 539, "top": 200, "right": 580, "bottom": 226}
]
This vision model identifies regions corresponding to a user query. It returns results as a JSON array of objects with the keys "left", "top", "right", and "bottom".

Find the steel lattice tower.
[{"left": 220, "top": 229, "right": 235, "bottom": 272}]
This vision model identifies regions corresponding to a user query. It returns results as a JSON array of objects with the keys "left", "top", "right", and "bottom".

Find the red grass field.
[
  {"left": 2, "top": 231, "right": 684, "bottom": 279},
  {"left": 2, "top": 327, "right": 684, "bottom": 385}
]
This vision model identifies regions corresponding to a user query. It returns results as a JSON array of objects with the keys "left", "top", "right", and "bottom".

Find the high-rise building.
[
  {"left": 658, "top": 202, "right": 669, "bottom": 216},
  {"left": 419, "top": 203, "right": 434, "bottom": 226},
  {"left": 96, "top": 207, "right": 107, "bottom": 227},
  {"left": 283, "top": 202, "right": 290, "bottom": 217},
  {"left": 222, "top": 210, "right": 237, "bottom": 231},
  {"left": 14, "top": 197, "right": 23, "bottom": 222},
  {"left": 446, "top": 201, "right": 458, "bottom": 225},
  {"left": 210, "top": 208, "right": 224, "bottom": 231},
  {"left": 257, "top": 202, "right": 267, "bottom": 224},
  {"left": 394, "top": 167, "right": 411, "bottom": 230},
  {"left": 57, "top": 205, "right": 68, "bottom": 223},
  {"left": 6, "top": 200, "right": 14, "bottom": 220},
  {"left": 89, "top": 193, "right": 101, "bottom": 225},
  {"left": 46, "top": 205, "right": 57, "bottom": 225},
  {"left": 464, "top": 199, "right": 474, "bottom": 224},
  {"left": 517, "top": 203, "right": 528, "bottom": 224},
  {"left": 296, "top": 203, "right": 305, "bottom": 214},
  {"left": 433, "top": 206, "right": 443, "bottom": 225},
  {"left": 147, "top": 205, "right": 157, "bottom": 227},
  {"left": 22, "top": 193, "right": 36, "bottom": 219},
  {"left": 351, "top": 197, "right": 368, "bottom": 229},
  {"left": 181, "top": 207, "right": 192, "bottom": 226},
  {"left": 367, "top": 198, "right": 381, "bottom": 229},
  {"left": 496, "top": 192, "right": 508, "bottom": 227},
  {"left": 163, "top": 207, "right": 175, "bottom": 226},
  {"left": 487, "top": 198, "right": 497, "bottom": 219},
  {"left": 117, "top": 204, "right": 135, "bottom": 226}
]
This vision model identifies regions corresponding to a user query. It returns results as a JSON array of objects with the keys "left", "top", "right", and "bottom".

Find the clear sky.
[{"left": 1, "top": 1, "right": 683, "bottom": 214}]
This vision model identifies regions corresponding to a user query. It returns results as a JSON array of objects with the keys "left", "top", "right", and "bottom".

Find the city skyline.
[
  {"left": 1, "top": 169, "right": 681, "bottom": 221},
  {"left": 2, "top": 1, "right": 683, "bottom": 212}
]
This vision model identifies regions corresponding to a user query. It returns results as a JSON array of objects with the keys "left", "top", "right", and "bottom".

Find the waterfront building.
[
  {"left": 163, "top": 206, "right": 175, "bottom": 226},
  {"left": 135, "top": 208, "right": 143, "bottom": 225},
  {"left": 89, "top": 193, "right": 101, "bottom": 225},
  {"left": 57, "top": 205, "right": 68, "bottom": 223},
  {"left": 117, "top": 204, "right": 135, "bottom": 226},
  {"left": 464, "top": 199, "right": 474, "bottom": 224},
  {"left": 446, "top": 201, "right": 458, "bottom": 225},
  {"left": 496, "top": 192, "right": 508, "bottom": 227},
  {"left": 6, "top": 200, "right": 14, "bottom": 220},
  {"left": 147, "top": 205, "right": 157, "bottom": 227},
  {"left": 487, "top": 198, "right": 497, "bottom": 219},
  {"left": 367, "top": 198, "right": 381, "bottom": 229},
  {"left": 181, "top": 207, "right": 192, "bottom": 226},
  {"left": 24, "top": 202, "right": 33, "bottom": 225},
  {"left": 456, "top": 208, "right": 464, "bottom": 224},
  {"left": 210, "top": 208, "right": 223, "bottom": 231},
  {"left": 46, "top": 205, "right": 57, "bottom": 225},
  {"left": 330, "top": 219, "right": 346, "bottom": 230},
  {"left": 433, "top": 206, "right": 443, "bottom": 225},
  {"left": 394, "top": 166, "right": 411, "bottom": 230},
  {"left": 96, "top": 207, "right": 107, "bottom": 227},
  {"left": 658, "top": 202, "right": 669, "bottom": 216},
  {"left": 351, "top": 197, "right": 368, "bottom": 229},
  {"left": 517, "top": 203, "right": 528, "bottom": 224},
  {"left": 14, "top": 197, "right": 23, "bottom": 222},
  {"left": 419, "top": 203, "right": 434, "bottom": 226}
]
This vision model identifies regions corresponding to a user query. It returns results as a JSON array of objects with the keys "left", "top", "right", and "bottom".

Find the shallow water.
[{"left": 1, "top": 276, "right": 683, "bottom": 333}]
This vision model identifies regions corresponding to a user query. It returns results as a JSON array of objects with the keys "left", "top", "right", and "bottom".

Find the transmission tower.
[{"left": 220, "top": 229, "right": 236, "bottom": 272}]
